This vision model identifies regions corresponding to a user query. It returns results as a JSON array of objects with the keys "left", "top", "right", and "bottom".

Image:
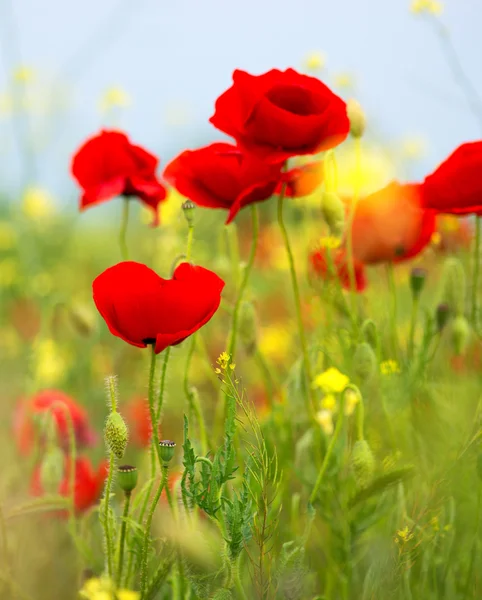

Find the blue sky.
[{"left": 0, "top": 0, "right": 481, "bottom": 197}]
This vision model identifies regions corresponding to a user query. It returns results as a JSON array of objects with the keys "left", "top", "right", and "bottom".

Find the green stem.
[
  {"left": 408, "top": 295, "right": 420, "bottom": 362},
  {"left": 227, "top": 204, "right": 259, "bottom": 360},
  {"left": 184, "top": 336, "right": 208, "bottom": 454},
  {"left": 155, "top": 346, "right": 171, "bottom": 424},
  {"left": 472, "top": 217, "right": 481, "bottom": 327},
  {"left": 103, "top": 452, "right": 116, "bottom": 577},
  {"left": 119, "top": 197, "right": 130, "bottom": 261},
  {"left": 139, "top": 464, "right": 169, "bottom": 600},
  {"left": 309, "top": 396, "right": 345, "bottom": 505},
  {"left": 277, "top": 183, "right": 316, "bottom": 417},
  {"left": 356, "top": 396, "right": 365, "bottom": 441},
  {"left": 116, "top": 491, "right": 131, "bottom": 585},
  {"left": 254, "top": 348, "right": 276, "bottom": 409},
  {"left": 387, "top": 263, "right": 399, "bottom": 359},
  {"left": 345, "top": 138, "right": 362, "bottom": 330},
  {"left": 147, "top": 346, "right": 162, "bottom": 467},
  {"left": 226, "top": 223, "right": 241, "bottom": 290},
  {"left": 186, "top": 225, "right": 194, "bottom": 262}
]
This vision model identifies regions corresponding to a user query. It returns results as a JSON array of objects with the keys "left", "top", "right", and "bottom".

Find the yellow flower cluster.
[
  {"left": 380, "top": 360, "right": 401, "bottom": 375},
  {"left": 410, "top": 0, "right": 443, "bottom": 15},
  {"left": 319, "top": 236, "right": 341, "bottom": 249},
  {"left": 99, "top": 86, "right": 131, "bottom": 112},
  {"left": 80, "top": 576, "right": 139, "bottom": 600},
  {"left": 312, "top": 367, "right": 349, "bottom": 393},
  {"left": 215, "top": 351, "right": 235, "bottom": 374},
  {"left": 313, "top": 368, "right": 360, "bottom": 435}
]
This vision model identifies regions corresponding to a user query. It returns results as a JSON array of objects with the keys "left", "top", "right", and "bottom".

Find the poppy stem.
[
  {"left": 386, "top": 263, "right": 400, "bottom": 360},
  {"left": 277, "top": 182, "right": 316, "bottom": 418},
  {"left": 119, "top": 197, "right": 130, "bottom": 261},
  {"left": 147, "top": 346, "right": 162, "bottom": 467},
  {"left": 408, "top": 295, "right": 420, "bottom": 362},
  {"left": 102, "top": 451, "right": 116, "bottom": 578},
  {"left": 184, "top": 335, "right": 208, "bottom": 454},
  {"left": 186, "top": 224, "right": 194, "bottom": 262},
  {"left": 472, "top": 217, "right": 481, "bottom": 327},
  {"left": 155, "top": 346, "right": 171, "bottom": 425},
  {"left": 116, "top": 490, "right": 131, "bottom": 585},
  {"left": 227, "top": 204, "right": 259, "bottom": 361}
]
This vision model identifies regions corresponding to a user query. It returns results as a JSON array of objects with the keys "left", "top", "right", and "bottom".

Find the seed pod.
[
  {"left": 117, "top": 465, "right": 138, "bottom": 494},
  {"left": 441, "top": 258, "right": 466, "bottom": 316},
  {"left": 321, "top": 191, "right": 345, "bottom": 238},
  {"left": 238, "top": 301, "right": 258, "bottom": 356},
  {"left": 451, "top": 315, "right": 470, "bottom": 356},
  {"left": 39, "top": 446, "right": 65, "bottom": 494},
  {"left": 351, "top": 439, "right": 375, "bottom": 489},
  {"left": 104, "top": 411, "right": 128, "bottom": 459},
  {"left": 182, "top": 200, "right": 196, "bottom": 226},
  {"left": 159, "top": 440, "right": 176, "bottom": 464},
  {"left": 410, "top": 267, "right": 427, "bottom": 299},
  {"left": 361, "top": 319, "right": 379, "bottom": 352},
  {"left": 435, "top": 303, "right": 450, "bottom": 332},
  {"left": 347, "top": 98, "right": 366, "bottom": 138},
  {"left": 353, "top": 342, "right": 377, "bottom": 383}
]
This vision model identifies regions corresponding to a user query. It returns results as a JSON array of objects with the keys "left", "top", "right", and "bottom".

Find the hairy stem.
[{"left": 119, "top": 197, "right": 130, "bottom": 261}]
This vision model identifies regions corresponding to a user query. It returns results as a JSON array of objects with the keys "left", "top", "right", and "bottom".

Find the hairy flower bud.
[
  {"left": 321, "top": 191, "right": 345, "bottom": 238},
  {"left": 182, "top": 200, "right": 196, "bottom": 226},
  {"left": 238, "top": 301, "right": 258, "bottom": 356},
  {"left": 117, "top": 465, "right": 138, "bottom": 494},
  {"left": 361, "top": 319, "right": 379, "bottom": 351},
  {"left": 347, "top": 98, "right": 366, "bottom": 138},
  {"left": 39, "top": 446, "right": 65, "bottom": 494},
  {"left": 351, "top": 439, "right": 375, "bottom": 489},
  {"left": 104, "top": 412, "right": 128, "bottom": 459},
  {"left": 441, "top": 258, "right": 466, "bottom": 316},
  {"left": 451, "top": 315, "right": 470, "bottom": 356},
  {"left": 353, "top": 342, "right": 377, "bottom": 383}
]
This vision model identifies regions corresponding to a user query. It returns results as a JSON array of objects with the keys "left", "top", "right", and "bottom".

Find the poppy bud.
[
  {"left": 182, "top": 200, "right": 196, "bottom": 226},
  {"left": 104, "top": 412, "right": 128, "bottom": 459},
  {"left": 351, "top": 439, "right": 375, "bottom": 489},
  {"left": 321, "top": 191, "right": 345, "bottom": 238},
  {"left": 441, "top": 258, "right": 466, "bottom": 316},
  {"left": 410, "top": 267, "right": 427, "bottom": 299},
  {"left": 238, "top": 301, "right": 258, "bottom": 356},
  {"left": 435, "top": 303, "right": 450, "bottom": 332},
  {"left": 361, "top": 319, "right": 379, "bottom": 352},
  {"left": 39, "top": 446, "right": 65, "bottom": 493},
  {"left": 69, "top": 303, "right": 96, "bottom": 337},
  {"left": 117, "top": 465, "right": 138, "bottom": 494},
  {"left": 451, "top": 315, "right": 470, "bottom": 356},
  {"left": 353, "top": 342, "right": 377, "bottom": 383},
  {"left": 159, "top": 440, "right": 176, "bottom": 464},
  {"left": 347, "top": 98, "right": 366, "bottom": 139}
]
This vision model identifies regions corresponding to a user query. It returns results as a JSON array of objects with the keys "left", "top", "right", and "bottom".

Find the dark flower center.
[{"left": 142, "top": 338, "right": 156, "bottom": 345}]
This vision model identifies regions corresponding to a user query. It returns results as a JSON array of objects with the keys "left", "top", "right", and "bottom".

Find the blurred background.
[{"left": 0, "top": 0, "right": 481, "bottom": 203}]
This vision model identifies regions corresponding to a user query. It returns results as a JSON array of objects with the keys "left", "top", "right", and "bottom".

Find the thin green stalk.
[
  {"left": 119, "top": 197, "right": 130, "bottom": 261},
  {"left": 345, "top": 138, "right": 362, "bottom": 330},
  {"left": 387, "top": 263, "right": 399, "bottom": 359},
  {"left": 309, "top": 396, "right": 345, "bottom": 505},
  {"left": 254, "top": 348, "right": 276, "bottom": 409},
  {"left": 277, "top": 183, "right": 316, "bottom": 417},
  {"left": 103, "top": 451, "right": 116, "bottom": 577},
  {"left": 226, "top": 222, "right": 241, "bottom": 290},
  {"left": 139, "top": 464, "right": 169, "bottom": 600},
  {"left": 184, "top": 335, "right": 208, "bottom": 454},
  {"left": 156, "top": 346, "right": 171, "bottom": 424},
  {"left": 472, "top": 218, "right": 481, "bottom": 327},
  {"left": 186, "top": 224, "right": 194, "bottom": 262},
  {"left": 356, "top": 397, "right": 364, "bottom": 441},
  {"left": 116, "top": 491, "right": 131, "bottom": 585},
  {"left": 147, "top": 346, "right": 162, "bottom": 467},
  {"left": 227, "top": 204, "right": 259, "bottom": 360},
  {"left": 408, "top": 295, "right": 420, "bottom": 362}
]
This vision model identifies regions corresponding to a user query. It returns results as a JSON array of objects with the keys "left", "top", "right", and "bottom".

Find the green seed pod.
[
  {"left": 347, "top": 98, "right": 366, "bottom": 138},
  {"left": 321, "top": 191, "right": 345, "bottom": 238},
  {"left": 104, "top": 411, "right": 128, "bottom": 459},
  {"left": 182, "top": 199, "right": 196, "bottom": 226},
  {"left": 441, "top": 257, "right": 466, "bottom": 316},
  {"left": 353, "top": 342, "right": 377, "bottom": 383},
  {"left": 159, "top": 440, "right": 176, "bottom": 464},
  {"left": 435, "top": 303, "right": 451, "bottom": 332},
  {"left": 39, "top": 446, "right": 65, "bottom": 494},
  {"left": 351, "top": 439, "right": 375, "bottom": 489},
  {"left": 451, "top": 315, "right": 470, "bottom": 356},
  {"left": 361, "top": 319, "right": 379, "bottom": 352},
  {"left": 238, "top": 301, "right": 258, "bottom": 356},
  {"left": 117, "top": 465, "right": 138, "bottom": 494},
  {"left": 410, "top": 267, "right": 427, "bottom": 299}
]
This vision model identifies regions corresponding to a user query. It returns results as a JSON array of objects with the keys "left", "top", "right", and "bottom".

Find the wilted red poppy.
[
  {"left": 30, "top": 457, "right": 108, "bottom": 514},
  {"left": 93, "top": 261, "right": 224, "bottom": 354},
  {"left": 71, "top": 130, "right": 167, "bottom": 224},
  {"left": 14, "top": 390, "right": 97, "bottom": 456},
  {"left": 210, "top": 68, "right": 349, "bottom": 164},
  {"left": 163, "top": 142, "right": 322, "bottom": 224},
  {"left": 310, "top": 246, "right": 367, "bottom": 292},
  {"left": 350, "top": 182, "right": 436, "bottom": 264},
  {"left": 125, "top": 396, "right": 152, "bottom": 447},
  {"left": 423, "top": 141, "right": 482, "bottom": 215}
]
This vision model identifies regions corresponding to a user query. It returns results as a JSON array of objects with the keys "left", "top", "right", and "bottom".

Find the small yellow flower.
[
  {"left": 319, "top": 236, "right": 341, "bottom": 249},
  {"left": 316, "top": 409, "right": 334, "bottom": 436},
  {"left": 80, "top": 576, "right": 139, "bottom": 600},
  {"left": 99, "top": 86, "right": 131, "bottom": 112},
  {"left": 312, "top": 367, "right": 349, "bottom": 393},
  {"left": 12, "top": 65, "right": 35, "bottom": 83},
  {"left": 380, "top": 359, "right": 401, "bottom": 375},
  {"left": 321, "top": 393, "right": 337, "bottom": 411},
  {"left": 396, "top": 526, "right": 414, "bottom": 543},
  {"left": 333, "top": 73, "right": 354, "bottom": 89},
  {"left": 259, "top": 325, "right": 291, "bottom": 362},
  {"left": 22, "top": 187, "right": 55, "bottom": 220},
  {"left": 410, "top": 0, "right": 443, "bottom": 15},
  {"left": 304, "top": 51, "right": 326, "bottom": 71},
  {"left": 216, "top": 351, "right": 232, "bottom": 370},
  {"left": 34, "top": 339, "right": 67, "bottom": 386},
  {"left": 344, "top": 388, "right": 360, "bottom": 416}
]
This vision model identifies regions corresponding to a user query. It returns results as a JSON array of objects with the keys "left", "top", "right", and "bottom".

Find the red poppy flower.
[
  {"left": 30, "top": 457, "right": 108, "bottom": 514},
  {"left": 210, "top": 68, "right": 349, "bottom": 164},
  {"left": 163, "top": 142, "right": 322, "bottom": 224},
  {"left": 14, "top": 390, "right": 97, "bottom": 456},
  {"left": 125, "top": 396, "right": 152, "bottom": 447},
  {"left": 71, "top": 130, "right": 167, "bottom": 224},
  {"left": 350, "top": 182, "right": 436, "bottom": 264},
  {"left": 310, "top": 247, "right": 367, "bottom": 292},
  {"left": 423, "top": 141, "right": 482, "bottom": 215},
  {"left": 93, "top": 261, "right": 225, "bottom": 354}
]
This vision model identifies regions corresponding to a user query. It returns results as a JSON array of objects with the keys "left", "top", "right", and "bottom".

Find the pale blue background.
[{"left": 0, "top": 0, "right": 481, "bottom": 198}]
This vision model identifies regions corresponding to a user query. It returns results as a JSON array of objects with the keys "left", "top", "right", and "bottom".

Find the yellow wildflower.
[
  {"left": 396, "top": 526, "right": 414, "bottom": 543},
  {"left": 259, "top": 325, "right": 291, "bottom": 362},
  {"left": 99, "top": 86, "right": 131, "bottom": 112},
  {"left": 22, "top": 187, "right": 55, "bottom": 220},
  {"left": 380, "top": 360, "right": 401, "bottom": 375},
  {"left": 34, "top": 339, "right": 67, "bottom": 386},
  {"left": 333, "top": 73, "right": 354, "bottom": 89},
  {"left": 304, "top": 51, "right": 326, "bottom": 71},
  {"left": 216, "top": 351, "right": 231, "bottom": 370},
  {"left": 430, "top": 516, "right": 440, "bottom": 532},
  {"left": 319, "top": 236, "right": 341, "bottom": 249},
  {"left": 344, "top": 388, "right": 360, "bottom": 416},
  {"left": 12, "top": 66, "right": 35, "bottom": 83},
  {"left": 410, "top": 0, "right": 443, "bottom": 15},
  {"left": 321, "top": 393, "right": 337, "bottom": 411},
  {"left": 316, "top": 409, "right": 334, "bottom": 436},
  {"left": 80, "top": 576, "right": 139, "bottom": 600},
  {"left": 312, "top": 367, "right": 349, "bottom": 393}
]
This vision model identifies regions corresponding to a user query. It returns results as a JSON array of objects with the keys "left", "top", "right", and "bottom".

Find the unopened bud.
[
  {"left": 321, "top": 191, "right": 345, "bottom": 238},
  {"left": 361, "top": 319, "right": 379, "bottom": 351},
  {"left": 159, "top": 440, "right": 176, "bottom": 464},
  {"left": 104, "top": 412, "right": 128, "bottom": 459},
  {"left": 441, "top": 258, "right": 466, "bottom": 316},
  {"left": 39, "top": 446, "right": 65, "bottom": 494},
  {"left": 182, "top": 200, "right": 196, "bottom": 226},
  {"left": 410, "top": 267, "right": 427, "bottom": 299},
  {"left": 347, "top": 98, "right": 366, "bottom": 138},
  {"left": 451, "top": 315, "right": 470, "bottom": 356},
  {"left": 69, "top": 303, "right": 96, "bottom": 337},
  {"left": 238, "top": 301, "right": 258, "bottom": 356},
  {"left": 436, "top": 303, "right": 450, "bottom": 332},
  {"left": 353, "top": 342, "right": 377, "bottom": 383},
  {"left": 351, "top": 439, "right": 375, "bottom": 489},
  {"left": 117, "top": 465, "right": 138, "bottom": 494}
]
